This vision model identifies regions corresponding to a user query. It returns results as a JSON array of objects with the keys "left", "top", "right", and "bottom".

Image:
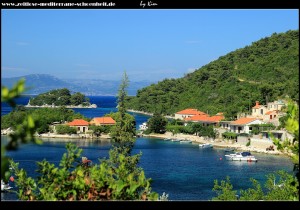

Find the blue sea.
[{"left": 1, "top": 96, "right": 294, "bottom": 201}]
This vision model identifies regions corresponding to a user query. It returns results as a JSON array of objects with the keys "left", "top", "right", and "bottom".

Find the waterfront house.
[
  {"left": 230, "top": 117, "right": 264, "bottom": 134},
  {"left": 67, "top": 119, "right": 89, "bottom": 133},
  {"left": 174, "top": 108, "right": 207, "bottom": 120},
  {"left": 267, "top": 100, "right": 286, "bottom": 111},
  {"left": 184, "top": 114, "right": 224, "bottom": 126},
  {"left": 248, "top": 100, "right": 287, "bottom": 125},
  {"left": 90, "top": 117, "right": 116, "bottom": 126},
  {"left": 251, "top": 101, "right": 268, "bottom": 118}
]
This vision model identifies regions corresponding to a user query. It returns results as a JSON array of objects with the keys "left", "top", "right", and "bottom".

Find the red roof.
[
  {"left": 185, "top": 114, "right": 224, "bottom": 123},
  {"left": 231, "top": 117, "right": 259, "bottom": 125},
  {"left": 265, "top": 110, "right": 278, "bottom": 115},
  {"left": 67, "top": 119, "right": 89, "bottom": 126},
  {"left": 176, "top": 108, "right": 207, "bottom": 115},
  {"left": 90, "top": 117, "right": 116, "bottom": 125},
  {"left": 252, "top": 101, "right": 264, "bottom": 109}
]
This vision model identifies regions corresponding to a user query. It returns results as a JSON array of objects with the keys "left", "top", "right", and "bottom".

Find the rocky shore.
[
  {"left": 141, "top": 131, "right": 291, "bottom": 156},
  {"left": 1, "top": 128, "right": 293, "bottom": 157},
  {"left": 25, "top": 103, "right": 97, "bottom": 108}
]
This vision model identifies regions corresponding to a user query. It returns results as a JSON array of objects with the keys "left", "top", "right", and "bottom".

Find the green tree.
[
  {"left": 147, "top": 113, "right": 168, "bottom": 134},
  {"left": 8, "top": 73, "right": 159, "bottom": 200},
  {"left": 212, "top": 176, "right": 238, "bottom": 201},
  {"left": 212, "top": 171, "right": 299, "bottom": 201},
  {"left": 1, "top": 79, "right": 41, "bottom": 182},
  {"left": 271, "top": 99, "right": 299, "bottom": 185},
  {"left": 70, "top": 92, "right": 85, "bottom": 106},
  {"left": 55, "top": 125, "right": 77, "bottom": 134}
]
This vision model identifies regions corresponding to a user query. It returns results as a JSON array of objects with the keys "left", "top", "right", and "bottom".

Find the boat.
[
  {"left": 180, "top": 139, "right": 192, "bottom": 143},
  {"left": 164, "top": 138, "right": 171, "bottom": 141},
  {"left": 1, "top": 180, "right": 12, "bottom": 191},
  {"left": 171, "top": 139, "right": 180, "bottom": 142},
  {"left": 225, "top": 147, "right": 235, "bottom": 152},
  {"left": 199, "top": 143, "right": 213, "bottom": 148},
  {"left": 225, "top": 151, "right": 258, "bottom": 162}
]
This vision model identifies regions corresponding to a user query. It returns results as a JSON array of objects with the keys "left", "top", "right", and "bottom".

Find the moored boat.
[
  {"left": 199, "top": 143, "right": 213, "bottom": 148},
  {"left": 225, "top": 147, "right": 235, "bottom": 152},
  {"left": 1, "top": 180, "right": 12, "bottom": 191},
  {"left": 180, "top": 139, "right": 192, "bottom": 143},
  {"left": 225, "top": 151, "right": 258, "bottom": 162}
]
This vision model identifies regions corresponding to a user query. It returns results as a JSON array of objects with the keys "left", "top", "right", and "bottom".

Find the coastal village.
[
  {"left": 2, "top": 98, "right": 295, "bottom": 156},
  {"left": 138, "top": 99, "right": 294, "bottom": 155}
]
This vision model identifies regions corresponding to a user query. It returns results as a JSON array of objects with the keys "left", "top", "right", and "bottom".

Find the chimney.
[{"left": 255, "top": 101, "right": 259, "bottom": 106}]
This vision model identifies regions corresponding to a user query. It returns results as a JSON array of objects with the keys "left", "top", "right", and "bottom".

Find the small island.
[{"left": 25, "top": 88, "right": 97, "bottom": 108}]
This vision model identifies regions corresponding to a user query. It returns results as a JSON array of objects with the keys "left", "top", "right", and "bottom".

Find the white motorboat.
[
  {"left": 164, "top": 138, "right": 171, "bottom": 141},
  {"left": 199, "top": 143, "right": 213, "bottom": 148},
  {"left": 180, "top": 139, "right": 192, "bottom": 143},
  {"left": 1, "top": 180, "right": 12, "bottom": 191},
  {"left": 225, "top": 151, "right": 258, "bottom": 162},
  {"left": 171, "top": 139, "right": 180, "bottom": 142}
]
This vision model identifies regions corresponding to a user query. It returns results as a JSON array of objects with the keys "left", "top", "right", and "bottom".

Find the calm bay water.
[{"left": 1, "top": 96, "right": 294, "bottom": 201}]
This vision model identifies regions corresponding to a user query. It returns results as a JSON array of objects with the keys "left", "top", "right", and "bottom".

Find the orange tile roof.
[
  {"left": 185, "top": 115, "right": 224, "bottom": 122},
  {"left": 90, "top": 117, "right": 116, "bottom": 125},
  {"left": 265, "top": 110, "right": 278, "bottom": 115},
  {"left": 67, "top": 119, "right": 89, "bottom": 126},
  {"left": 176, "top": 108, "right": 207, "bottom": 115},
  {"left": 231, "top": 117, "right": 259, "bottom": 125},
  {"left": 252, "top": 101, "right": 264, "bottom": 109}
]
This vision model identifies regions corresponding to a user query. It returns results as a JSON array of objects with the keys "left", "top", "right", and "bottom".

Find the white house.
[
  {"left": 230, "top": 117, "right": 264, "bottom": 134},
  {"left": 267, "top": 100, "right": 286, "bottom": 111},
  {"left": 174, "top": 108, "right": 207, "bottom": 120},
  {"left": 251, "top": 101, "right": 267, "bottom": 118}
]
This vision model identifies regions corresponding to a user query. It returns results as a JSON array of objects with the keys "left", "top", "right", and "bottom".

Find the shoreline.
[
  {"left": 25, "top": 104, "right": 97, "bottom": 109},
  {"left": 127, "top": 109, "right": 175, "bottom": 119},
  {"left": 141, "top": 132, "right": 293, "bottom": 157},
  {"left": 1, "top": 130, "right": 293, "bottom": 157}
]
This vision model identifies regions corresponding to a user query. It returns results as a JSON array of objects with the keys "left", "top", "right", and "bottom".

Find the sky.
[{"left": 1, "top": 9, "right": 299, "bottom": 82}]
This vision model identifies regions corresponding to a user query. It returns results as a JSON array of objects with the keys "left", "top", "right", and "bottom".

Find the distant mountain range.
[{"left": 1, "top": 74, "right": 153, "bottom": 96}]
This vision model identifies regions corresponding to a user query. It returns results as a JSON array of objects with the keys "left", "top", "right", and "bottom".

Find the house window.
[
  {"left": 77, "top": 127, "right": 80, "bottom": 131},
  {"left": 260, "top": 109, "right": 263, "bottom": 115},
  {"left": 249, "top": 127, "right": 252, "bottom": 131},
  {"left": 270, "top": 115, "right": 272, "bottom": 120},
  {"left": 238, "top": 127, "right": 242, "bottom": 133},
  {"left": 83, "top": 127, "right": 86, "bottom": 132}
]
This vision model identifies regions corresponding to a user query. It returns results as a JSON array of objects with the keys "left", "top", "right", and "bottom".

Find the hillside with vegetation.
[
  {"left": 28, "top": 88, "right": 94, "bottom": 107},
  {"left": 126, "top": 30, "right": 299, "bottom": 119}
]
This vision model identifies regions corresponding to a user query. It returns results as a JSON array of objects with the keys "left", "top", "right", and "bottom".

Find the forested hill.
[{"left": 126, "top": 30, "right": 299, "bottom": 118}]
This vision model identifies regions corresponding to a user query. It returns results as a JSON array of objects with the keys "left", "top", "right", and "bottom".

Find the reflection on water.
[
  {"left": 40, "top": 138, "right": 112, "bottom": 147},
  {"left": 1, "top": 135, "right": 294, "bottom": 201}
]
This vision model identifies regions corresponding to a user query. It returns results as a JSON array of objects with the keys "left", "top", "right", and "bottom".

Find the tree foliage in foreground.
[
  {"left": 1, "top": 79, "right": 41, "bottom": 183},
  {"left": 212, "top": 171, "right": 299, "bottom": 201},
  {"left": 9, "top": 72, "right": 159, "bottom": 200},
  {"left": 10, "top": 143, "right": 157, "bottom": 200},
  {"left": 271, "top": 100, "right": 299, "bottom": 184}
]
